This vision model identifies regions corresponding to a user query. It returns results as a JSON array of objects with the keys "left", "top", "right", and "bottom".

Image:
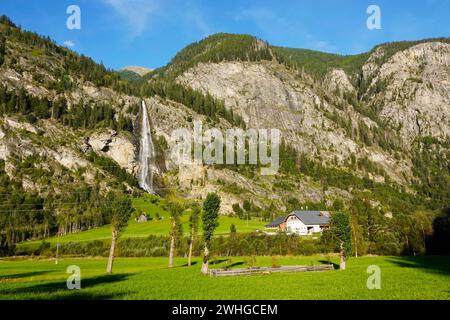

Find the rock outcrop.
[
  {"left": 363, "top": 42, "right": 450, "bottom": 142},
  {"left": 84, "top": 130, "right": 138, "bottom": 174}
]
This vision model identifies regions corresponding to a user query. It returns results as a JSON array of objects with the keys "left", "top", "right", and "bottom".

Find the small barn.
[{"left": 136, "top": 213, "right": 148, "bottom": 223}]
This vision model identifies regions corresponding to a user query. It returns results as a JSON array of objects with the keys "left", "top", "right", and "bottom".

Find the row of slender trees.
[
  {"left": 105, "top": 192, "right": 355, "bottom": 273},
  {"left": 165, "top": 193, "right": 221, "bottom": 274},
  {"left": 105, "top": 193, "right": 221, "bottom": 275}
]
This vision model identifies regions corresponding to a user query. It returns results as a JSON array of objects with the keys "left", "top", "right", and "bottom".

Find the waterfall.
[{"left": 138, "top": 100, "right": 155, "bottom": 193}]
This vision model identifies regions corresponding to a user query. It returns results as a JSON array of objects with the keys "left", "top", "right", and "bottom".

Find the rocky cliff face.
[
  {"left": 176, "top": 60, "right": 413, "bottom": 184},
  {"left": 174, "top": 40, "right": 450, "bottom": 203},
  {"left": 84, "top": 130, "right": 137, "bottom": 174},
  {"left": 363, "top": 42, "right": 450, "bottom": 142},
  {"left": 324, "top": 68, "right": 356, "bottom": 94},
  {"left": 0, "top": 116, "right": 111, "bottom": 195}
]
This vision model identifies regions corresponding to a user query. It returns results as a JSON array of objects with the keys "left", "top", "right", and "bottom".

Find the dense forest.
[
  {"left": 0, "top": 84, "right": 134, "bottom": 132},
  {"left": 0, "top": 158, "right": 126, "bottom": 254}
]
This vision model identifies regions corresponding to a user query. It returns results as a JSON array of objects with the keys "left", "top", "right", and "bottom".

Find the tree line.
[
  {"left": 0, "top": 159, "right": 127, "bottom": 253},
  {"left": 0, "top": 84, "right": 134, "bottom": 132},
  {"left": 139, "top": 80, "right": 245, "bottom": 127}
]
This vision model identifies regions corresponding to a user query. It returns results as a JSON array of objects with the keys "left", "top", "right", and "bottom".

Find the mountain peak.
[
  {"left": 150, "top": 33, "right": 272, "bottom": 79},
  {"left": 122, "top": 66, "right": 153, "bottom": 76}
]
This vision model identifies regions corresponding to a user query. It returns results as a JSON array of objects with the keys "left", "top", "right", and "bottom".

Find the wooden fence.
[{"left": 209, "top": 264, "right": 334, "bottom": 277}]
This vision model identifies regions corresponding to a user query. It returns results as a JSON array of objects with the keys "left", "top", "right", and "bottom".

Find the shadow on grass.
[
  {"left": 0, "top": 270, "right": 52, "bottom": 280},
  {"left": 44, "top": 291, "right": 127, "bottom": 300},
  {"left": 176, "top": 259, "right": 233, "bottom": 268},
  {"left": 227, "top": 261, "right": 244, "bottom": 268},
  {"left": 210, "top": 259, "right": 229, "bottom": 265},
  {"left": 318, "top": 260, "right": 339, "bottom": 270},
  {"left": 178, "top": 261, "right": 198, "bottom": 268},
  {"left": 0, "top": 273, "right": 132, "bottom": 300},
  {"left": 387, "top": 256, "right": 450, "bottom": 277}
]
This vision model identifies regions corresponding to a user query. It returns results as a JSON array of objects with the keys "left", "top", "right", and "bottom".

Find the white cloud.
[
  {"left": 63, "top": 40, "right": 75, "bottom": 48},
  {"left": 102, "top": 0, "right": 160, "bottom": 38}
]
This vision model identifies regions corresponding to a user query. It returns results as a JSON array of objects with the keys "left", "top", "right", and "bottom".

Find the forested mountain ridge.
[
  {"left": 147, "top": 33, "right": 273, "bottom": 80},
  {"left": 0, "top": 15, "right": 449, "bottom": 256}
]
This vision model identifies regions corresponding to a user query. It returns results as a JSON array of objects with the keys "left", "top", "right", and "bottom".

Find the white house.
[{"left": 265, "top": 211, "right": 330, "bottom": 236}]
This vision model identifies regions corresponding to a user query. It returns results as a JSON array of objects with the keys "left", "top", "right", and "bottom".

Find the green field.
[
  {"left": 20, "top": 197, "right": 266, "bottom": 247},
  {"left": 9, "top": 195, "right": 450, "bottom": 300},
  {"left": 0, "top": 255, "right": 449, "bottom": 300}
]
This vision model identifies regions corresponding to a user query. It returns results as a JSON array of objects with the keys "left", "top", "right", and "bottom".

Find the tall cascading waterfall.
[{"left": 138, "top": 100, "right": 156, "bottom": 193}]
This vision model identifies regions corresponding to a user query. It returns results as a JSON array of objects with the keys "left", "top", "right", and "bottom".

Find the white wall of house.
[
  {"left": 285, "top": 216, "right": 307, "bottom": 235},
  {"left": 285, "top": 215, "right": 324, "bottom": 235}
]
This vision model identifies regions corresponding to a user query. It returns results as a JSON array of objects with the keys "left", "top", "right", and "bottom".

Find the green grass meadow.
[
  {"left": 7, "top": 196, "right": 450, "bottom": 300},
  {"left": 19, "top": 197, "right": 266, "bottom": 247},
  {"left": 0, "top": 255, "right": 449, "bottom": 300}
]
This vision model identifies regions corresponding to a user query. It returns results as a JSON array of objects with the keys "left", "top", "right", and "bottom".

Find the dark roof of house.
[
  {"left": 265, "top": 216, "right": 286, "bottom": 228},
  {"left": 291, "top": 211, "right": 330, "bottom": 225},
  {"left": 265, "top": 211, "right": 330, "bottom": 228}
]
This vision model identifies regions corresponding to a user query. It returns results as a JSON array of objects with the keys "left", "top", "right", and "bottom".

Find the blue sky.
[{"left": 1, "top": 0, "right": 449, "bottom": 70}]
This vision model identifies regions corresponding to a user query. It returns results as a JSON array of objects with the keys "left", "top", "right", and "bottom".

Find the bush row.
[{"left": 15, "top": 234, "right": 332, "bottom": 258}]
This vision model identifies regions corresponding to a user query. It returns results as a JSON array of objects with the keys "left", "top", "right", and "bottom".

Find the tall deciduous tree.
[
  {"left": 106, "top": 197, "right": 134, "bottom": 273},
  {"left": 326, "top": 211, "right": 352, "bottom": 270},
  {"left": 228, "top": 223, "right": 237, "bottom": 256},
  {"left": 413, "top": 210, "right": 433, "bottom": 254},
  {"left": 188, "top": 202, "right": 201, "bottom": 267},
  {"left": 201, "top": 193, "right": 221, "bottom": 274},
  {"left": 167, "top": 200, "right": 184, "bottom": 268}
]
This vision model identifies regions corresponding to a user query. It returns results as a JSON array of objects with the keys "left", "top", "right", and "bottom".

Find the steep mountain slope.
[
  {"left": 167, "top": 33, "right": 449, "bottom": 215},
  {"left": 0, "top": 17, "right": 448, "bottom": 254},
  {"left": 362, "top": 42, "right": 450, "bottom": 141},
  {"left": 175, "top": 35, "right": 449, "bottom": 178}
]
